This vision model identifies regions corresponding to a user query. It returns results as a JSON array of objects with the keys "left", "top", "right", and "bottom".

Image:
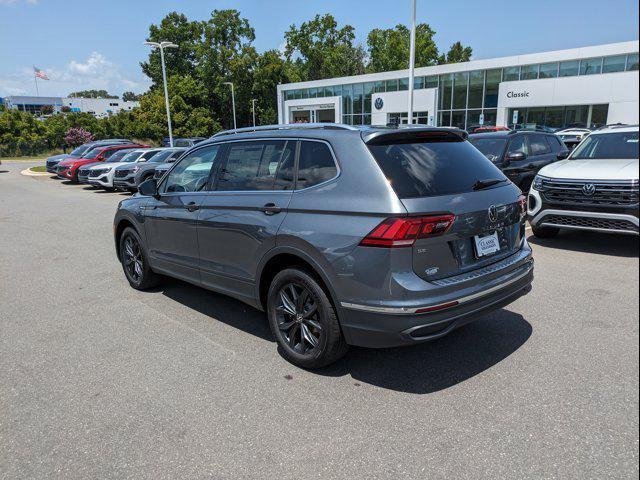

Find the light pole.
[
  {"left": 407, "top": 0, "right": 417, "bottom": 125},
  {"left": 223, "top": 82, "right": 237, "bottom": 130},
  {"left": 144, "top": 41, "right": 178, "bottom": 146},
  {"left": 251, "top": 99, "right": 258, "bottom": 127}
]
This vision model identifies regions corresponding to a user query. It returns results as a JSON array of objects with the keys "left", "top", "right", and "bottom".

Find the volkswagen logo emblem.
[
  {"left": 582, "top": 183, "right": 596, "bottom": 196},
  {"left": 374, "top": 97, "right": 384, "bottom": 110},
  {"left": 488, "top": 205, "right": 498, "bottom": 222}
]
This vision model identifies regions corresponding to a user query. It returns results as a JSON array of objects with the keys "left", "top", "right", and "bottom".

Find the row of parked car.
[{"left": 45, "top": 138, "right": 206, "bottom": 191}]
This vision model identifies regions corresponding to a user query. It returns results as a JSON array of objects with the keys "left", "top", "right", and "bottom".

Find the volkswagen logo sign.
[
  {"left": 582, "top": 183, "right": 597, "bottom": 196},
  {"left": 488, "top": 205, "right": 498, "bottom": 222},
  {"left": 374, "top": 97, "right": 384, "bottom": 110}
]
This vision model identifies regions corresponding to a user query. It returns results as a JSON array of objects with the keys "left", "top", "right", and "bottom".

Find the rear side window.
[
  {"left": 297, "top": 141, "right": 338, "bottom": 188},
  {"left": 507, "top": 136, "right": 528, "bottom": 156},
  {"left": 529, "top": 134, "right": 551, "bottom": 155},
  {"left": 368, "top": 138, "right": 506, "bottom": 198},
  {"left": 217, "top": 140, "right": 295, "bottom": 191}
]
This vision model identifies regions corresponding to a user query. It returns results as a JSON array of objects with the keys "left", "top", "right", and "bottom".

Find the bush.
[{"left": 64, "top": 127, "right": 94, "bottom": 147}]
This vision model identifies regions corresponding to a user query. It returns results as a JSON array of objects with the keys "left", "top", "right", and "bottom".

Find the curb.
[{"left": 21, "top": 168, "right": 51, "bottom": 177}]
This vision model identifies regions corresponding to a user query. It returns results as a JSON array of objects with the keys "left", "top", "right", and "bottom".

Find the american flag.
[{"left": 33, "top": 66, "right": 49, "bottom": 81}]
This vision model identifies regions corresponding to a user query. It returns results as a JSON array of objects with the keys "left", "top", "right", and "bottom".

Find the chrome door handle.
[{"left": 260, "top": 203, "right": 282, "bottom": 215}]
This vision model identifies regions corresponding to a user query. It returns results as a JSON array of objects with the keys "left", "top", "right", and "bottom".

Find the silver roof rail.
[{"left": 210, "top": 123, "right": 360, "bottom": 138}]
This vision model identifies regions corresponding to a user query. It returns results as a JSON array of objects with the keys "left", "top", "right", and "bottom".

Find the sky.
[{"left": 0, "top": 0, "right": 638, "bottom": 98}]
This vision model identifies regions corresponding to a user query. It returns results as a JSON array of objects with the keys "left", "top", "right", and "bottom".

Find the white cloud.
[{"left": 0, "top": 52, "right": 150, "bottom": 98}]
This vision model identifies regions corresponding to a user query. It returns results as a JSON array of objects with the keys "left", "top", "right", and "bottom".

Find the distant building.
[
  {"left": 3, "top": 95, "right": 140, "bottom": 117},
  {"left": 277, "top": 40, "right": 639, "bottom": 130}
]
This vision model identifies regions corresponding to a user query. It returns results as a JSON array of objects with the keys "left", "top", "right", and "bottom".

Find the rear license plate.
[{"left": 474, "top": 231, "right": 501, "bottom": 258}]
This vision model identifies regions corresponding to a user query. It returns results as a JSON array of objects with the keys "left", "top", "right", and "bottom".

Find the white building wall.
[
  {"left": 62, "top": 98, "right": 140, "bottom": 117},
  {"left": 371, "top": 89, "right": 437, "bottom": 125},
  {"left": 496, "top": 71, "right": 639, "bottom": 125}
]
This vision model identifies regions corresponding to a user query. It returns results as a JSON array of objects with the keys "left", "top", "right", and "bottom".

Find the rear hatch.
[{"left": 365, "top": 128, "right": 526, "bottom": 281}]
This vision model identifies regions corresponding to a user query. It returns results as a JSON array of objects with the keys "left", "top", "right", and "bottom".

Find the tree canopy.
[{"left": 67, "top": 90, "right": 118, "bottom": 99}]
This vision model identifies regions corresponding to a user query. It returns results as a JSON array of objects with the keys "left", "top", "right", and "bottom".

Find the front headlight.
[
  {"left": 532, "top": 175, "right": 545, "bottom": 191},
  {"left": 132, "top": 166, "right": 140, "bottom": 173}
]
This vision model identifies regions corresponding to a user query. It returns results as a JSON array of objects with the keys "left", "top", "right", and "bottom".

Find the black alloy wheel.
[
  {"left": 119, "top": 227, "right": 160, "bottom": 290},
  {"left": 275, "top": 282, "right": 323, "bottom": 355},
  {"left": 267, "top": 268, "right": 348, "bottom": 369}
]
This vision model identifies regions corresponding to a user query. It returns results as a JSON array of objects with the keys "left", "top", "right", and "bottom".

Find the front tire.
[
  {"left": 267, "top": 268, "right": 348, "bottom": 369},
  {"left": 531, "top": 225, "right": 560, "bottom": 238},
  {"left": 119, "top": 227, "right": 160, "bottom": 290}
]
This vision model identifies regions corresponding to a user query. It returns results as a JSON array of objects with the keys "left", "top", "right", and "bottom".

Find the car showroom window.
[
  {"left": 529, "top": 134, "right": 551, "bottom": 155},
  {"left": 216, "top": 140, "right": 295, "bottom": 191},
  {"left": 297, "top": 141, "right": 338, "bottom": 189},
  {"left": 507, "top": 136, "right": 528, "bottom": 156},
  {"left": 162, "top": 145, "right": 220, "bottom": 193}
]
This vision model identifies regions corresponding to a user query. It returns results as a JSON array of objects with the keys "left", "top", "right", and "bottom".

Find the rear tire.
[
  {"left": 267, "top": 268, "right": 348, "bottom": 369},
  {"left": 532, "top": 225, "right": 560, "bottom": 238},
  {"left": 119, "top": 227, "right": 160, "bottom": 290}
]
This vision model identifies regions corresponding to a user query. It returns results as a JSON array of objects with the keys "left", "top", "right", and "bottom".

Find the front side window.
[
  {"left": 216, "top": 140, "right": 295, "bottom": 191},
  {"left": 162, "top": 145, "right": 220, "bottom": 193},
  {"left": 105, "top": 149, "right": 131, "bottom": 163},
  {"left": 528, "top": 134, "right": 551, "bottom": 155},
  {"left": 507, "top": 136, "right": 528, "bottom": 156},
  {"left": 297, "top": 141, "right": 338, "bottom": 189},
  {"left": 571, "top": 132, "right": 639, "bottom": 160}
]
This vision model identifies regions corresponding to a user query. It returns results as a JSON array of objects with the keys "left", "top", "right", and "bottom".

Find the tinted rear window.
[{"left": 368, "top": 138, "right": 507, "bottom": 198}]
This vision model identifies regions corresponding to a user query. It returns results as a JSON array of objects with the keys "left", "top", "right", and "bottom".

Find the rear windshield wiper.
[{"left": 472, "top": 178, "right": 508, "bottom": 191}]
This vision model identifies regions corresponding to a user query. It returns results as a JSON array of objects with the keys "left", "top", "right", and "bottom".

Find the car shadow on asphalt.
[
  {"left": 158, "top": 278, "right": 531, "bottom": 394},
  {"left": 527, "top": 230, "right": 639, "bottom": 258}
]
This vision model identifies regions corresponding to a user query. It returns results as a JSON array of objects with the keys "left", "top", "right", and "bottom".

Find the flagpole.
[{"left": 34, "top": 73, "right": 39, "bottom": 97}]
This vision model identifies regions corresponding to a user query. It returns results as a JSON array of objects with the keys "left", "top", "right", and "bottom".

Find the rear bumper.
[{"left": 339, "top": 254, "right": 534, "bottom": 348}]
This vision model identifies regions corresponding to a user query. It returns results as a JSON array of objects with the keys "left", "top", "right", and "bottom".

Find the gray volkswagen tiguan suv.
[{"left": 114, "top": 124, "right": 534, "bottom": 368}]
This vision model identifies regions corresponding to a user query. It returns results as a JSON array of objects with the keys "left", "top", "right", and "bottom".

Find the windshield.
[
  {"left": 469, "top": 138, "right": 507, "bottom": 162},
  {"left": 368, "top": 138, "right": 506, "bottom": 198},
  {"left": 70, "top": 144, "right": 90, "bottom": 156},
  {"left": 83, "top": 148, "right": 101, "bottom": 159},
  {"left": 104, "top": 150, "right": 131, "bottom": 163},
  {"left": 138, "top": 150, "right": 161, "bottom": 162},
  {"left": 149, "top": 150, "right": 176, "bottom": 163},
  {"left": 120, "top": 151, "right": 142, "bottom": 163},
  {"left": 571, "top": 131, "right": 639, "bottom": 160}
]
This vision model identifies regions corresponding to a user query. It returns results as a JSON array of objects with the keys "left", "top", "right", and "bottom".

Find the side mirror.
[
  {"left": 507, "top": 151, "right": 527, "bottom": 162},
  {"left": 138, "top": 178, "right": 159, "bottom": 197},
  {"left": 557, "top": 150, "right": 570, "bottom": 160}
]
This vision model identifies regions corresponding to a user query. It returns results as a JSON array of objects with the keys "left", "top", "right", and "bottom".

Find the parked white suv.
[{"left": 528, "top": 125, "right": 639, "bottom": 237}]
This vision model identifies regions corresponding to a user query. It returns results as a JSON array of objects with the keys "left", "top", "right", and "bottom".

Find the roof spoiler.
[{"left": 362, "top": 127, "right": 468, "bottom": 145}]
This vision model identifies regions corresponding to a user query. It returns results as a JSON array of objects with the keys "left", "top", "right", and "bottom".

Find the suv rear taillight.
[{"left": 360, "top": 215, "right": 456, "bottom": 248}]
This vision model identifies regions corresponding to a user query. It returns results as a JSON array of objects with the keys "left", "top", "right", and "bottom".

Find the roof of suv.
[
  {"left": 590, "top": 124, "right": 639, "bottom": 135},
  {"left": 205, "top": 124, "right": 468, "bottom": 145}
]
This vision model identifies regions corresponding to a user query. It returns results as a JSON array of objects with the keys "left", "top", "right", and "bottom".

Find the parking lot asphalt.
[{"left": 1, "top": 161, "right": 638, "bottom": 479}]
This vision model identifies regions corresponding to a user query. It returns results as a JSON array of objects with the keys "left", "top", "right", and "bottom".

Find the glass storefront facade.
[
  {"left": 508, "top": 104, "right": 610, "bottom": 130},
  {"left": 282, "top": 52, "right": 638, "bottom": 129}
]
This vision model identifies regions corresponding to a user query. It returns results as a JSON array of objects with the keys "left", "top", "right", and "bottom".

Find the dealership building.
[
  {"left": 2, "top": 95, "right": 139, "bottom": 117},
  {"left": 277, "top": 41, "right": 639, "bottom": 130}
]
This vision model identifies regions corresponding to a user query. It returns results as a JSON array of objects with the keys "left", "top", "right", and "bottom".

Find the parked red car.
[{"left": 56, "top": 144, "right": 145, "bottom": 182}]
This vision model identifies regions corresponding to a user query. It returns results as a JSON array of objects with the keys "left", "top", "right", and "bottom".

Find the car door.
[
  {"left": 504, "top": 134, "right": 530, "bottom": 187},
  {"left": 197, "top": 139, "right": 296, "bottom": 302},
  {"left": 143, "top": 144, "right": 222, "bottom": 284},
  {"left": 527, "top": 134, "right": 556, "bottom": 174}
]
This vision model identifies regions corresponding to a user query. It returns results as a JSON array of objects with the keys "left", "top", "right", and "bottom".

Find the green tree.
[
  {"left": 122, "top": 91, "right": 141, "bottom": 102},
  {"left": 284, "top": 14, "right": 366, "bottom": 81},
  {"left": 252, "top": 50, "right": 294, "bottom": 125},
  {"left": 140, "top": 12, "right": 204, "bottom": 87},
  {"left": 438, "top": 41, "right": 473, "bottom": 64},
  {"left": 0, "top": 109, "right": 47, "bottom": 156},
  {"left": 67, "top": 89, "right": 117, "bottom": 99},
  {"left": 366, "top": 24, "right": 440, "bottom": 72}
]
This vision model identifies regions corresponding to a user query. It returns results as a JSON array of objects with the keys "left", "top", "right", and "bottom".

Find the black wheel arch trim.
[{"left": 255, "top": 245, "right": 341, "bottom": 315}]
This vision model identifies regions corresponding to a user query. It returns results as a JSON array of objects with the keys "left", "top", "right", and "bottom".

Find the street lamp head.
[
  {"left": 223, "top": 82, "right": 233, "bottom": 87},
  {"left": 144, "top": 41, "right": 160, "bottom": 48},
  {"left": 161, "top": 42, "right": 179, "bottom": 49}
]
